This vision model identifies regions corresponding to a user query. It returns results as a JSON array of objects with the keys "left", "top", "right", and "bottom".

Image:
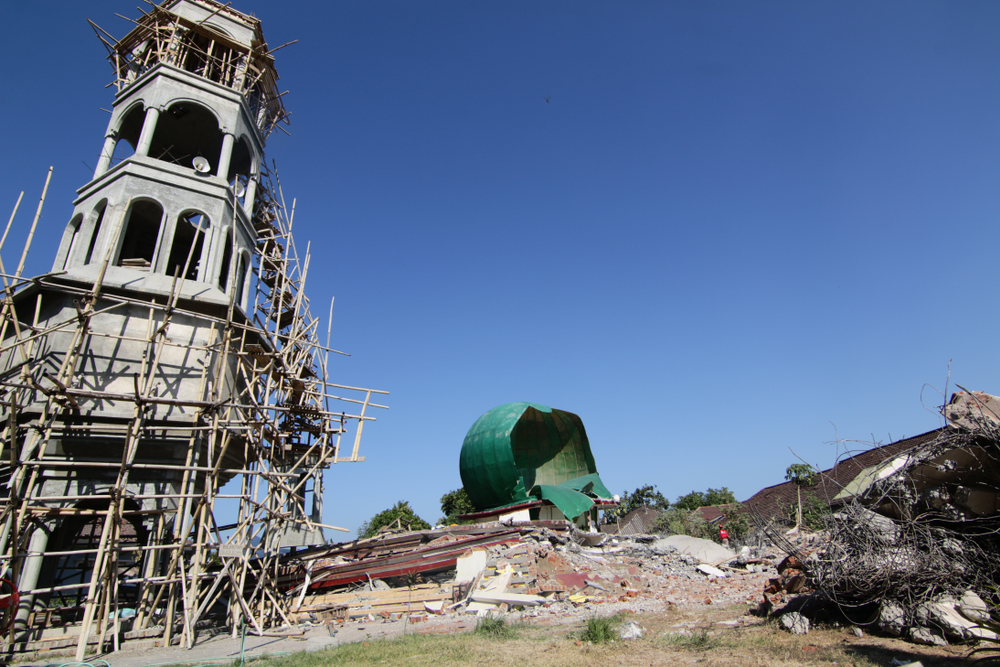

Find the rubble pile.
[
  {"left": 764, "top": 391, "right": 1000, "bottom": 646},
  {"left": 289, "top": 527, "right": 783, "bottom": 626}
]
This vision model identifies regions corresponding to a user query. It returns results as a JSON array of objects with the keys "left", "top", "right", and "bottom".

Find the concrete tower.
[{"left": 0, "top": 0, "right": 384, "bottom": 655}]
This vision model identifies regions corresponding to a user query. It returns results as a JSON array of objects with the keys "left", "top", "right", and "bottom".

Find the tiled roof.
[
  {"left": 599, "top": 505, "right": 661, "bottom": 535},
  {"left": 743, "top": 428, "right": 944, "bottom": 524},
  {"left": 695, "top": 504, "right": 737, "bottom": 524}
]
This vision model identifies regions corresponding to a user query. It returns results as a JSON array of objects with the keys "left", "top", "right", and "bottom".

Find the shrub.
[
  {"left": 655, "top": 508, "right": 712, "bottom": 539},
  {"left": 579, "top": 614, "right": 623, "bottom": 643},
  {"left": 473, "top": 612, "right": 515, "bottom": 639}
]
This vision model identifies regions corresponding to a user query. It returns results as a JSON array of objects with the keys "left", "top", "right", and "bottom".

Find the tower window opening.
[
  {"left": 118, "top": 200, "right": 163, "bottom": 269},
  {"left": 167, "top": 212, "right": 207, "bottom": 281},
  {"left": 84, "top": 201, "right": 108, "bottom": 265},
  {"left": 228, "top": 137, "right": 253, "bottom": 185},
  {"left": 113, "top": 103, "right": 145, "bottom": 166},
  {"left": 234, "top": 254, "right": 247, "bottom": 308},
  {"left": 149, "top": 102, "right": 222, "bottom": 170},
  {"left": 62, "top": 215, "right": 84, "bottom": 270},
  {"left": 218, "top": 230, "right": 233, "bottom": 290}
]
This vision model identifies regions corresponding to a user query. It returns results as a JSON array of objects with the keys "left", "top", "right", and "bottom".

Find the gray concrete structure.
[{"left": 0, "top": 0, "right": 385, "bottom": 657}]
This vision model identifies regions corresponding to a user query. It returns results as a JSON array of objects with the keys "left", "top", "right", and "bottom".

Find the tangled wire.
[{"left": 755, "top": 393, "right": 1000, "bottom": 625}]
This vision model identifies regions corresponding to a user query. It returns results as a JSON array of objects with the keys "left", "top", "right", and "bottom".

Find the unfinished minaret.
[{"left": 0, "top": 0, "right": 385, "bottom": 656}]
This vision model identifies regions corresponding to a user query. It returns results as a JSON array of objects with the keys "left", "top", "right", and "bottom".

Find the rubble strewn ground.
[{"left": 26, "top": 527, "right": 987, "bottom": 667}]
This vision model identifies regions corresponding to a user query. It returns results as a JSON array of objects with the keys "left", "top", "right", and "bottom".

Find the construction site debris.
[
  {"left": 652, "top": 535, "right": 735, "bottom": 562},
  {"left": 778, "top": 611, "right": 809, "bottom": 635},
  {"left": 755, "top": 390, "right": 1000, "bottom": 647},
  {"left": 285, "top": 521, "right": 782, "bottom": 627}
]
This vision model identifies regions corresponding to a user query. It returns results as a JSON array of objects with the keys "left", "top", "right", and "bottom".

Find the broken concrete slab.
[
  {"left": 696, "top": 564, "right": 727, "bottom": 578},
  {"left": 455, "top": 549, "right": 488, "bottom": 584},
  {"left": 916, "top": 594, "right": 999, "bottom": 641},
  {"left": 907, "top": 626, "right": 947, "bottom": 646},
  {"left": 469, "top": 591, "right": 546, "bottom": 607},
  {"left": 653, "top": 535, "right": 734, "bottom": 563}
]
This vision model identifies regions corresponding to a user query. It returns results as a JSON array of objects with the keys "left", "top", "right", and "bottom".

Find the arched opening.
[
  {"left": 113, "top": 103, "right": 145, "bottom": 165},
  {"left": 61, "top": 214, "right": 84, "bottom": 270},
  {"left": 167, "top": 211, "right": 208, "bottom": 281},
  {"left": 148, "top": 101, "right": 222, "bottom": 172},
  {"left": 228, "top": 137, "right": 253, "bottom": 206},
  {"left": 234, "top": 253, "right": 248, "bottom": 308},
  {"left": 228, "top": 137, "right": 252, "bottom": 184},
  {"left": 84, "top": 200, "right": 108, "bottom": 265},
  {"left": 117, "top": 199, "right": 163, "bottom": 269},
  {"left": 217, "top": 229, "right": 233, "bottom": 290}
]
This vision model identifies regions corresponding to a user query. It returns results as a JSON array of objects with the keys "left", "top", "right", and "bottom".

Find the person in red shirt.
[{"left": 719, "top": 525, "right": 729, "bottom": 547}]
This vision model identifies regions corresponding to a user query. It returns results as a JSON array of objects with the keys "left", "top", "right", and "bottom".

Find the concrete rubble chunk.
[
  {"left": 696, "top": 564, "right": 727, "bottom": 578},
  {"left": 878, "top": 601, "right": 906, "bottom": 637},
  {"left": 917, "top": 593, "right": 999, "bottom": 641},
  {"left": 907, "top": 626, "right": 947, "bottom": 646},
  {"left": 959, "top": 590, "right": 990, "bottom": 624},
  {"left": 619, "top": 621, "right": 644, "bottom": 640},
  {"left": 652, "top": 535, "right": 735, "bottom": 563},
  {"left": 778, "top": 612, "right": 809, "bottom": 635}
]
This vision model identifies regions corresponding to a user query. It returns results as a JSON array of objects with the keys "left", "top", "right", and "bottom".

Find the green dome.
[{"left": 459, "top": 402, "right": 612, "bottom": 519}]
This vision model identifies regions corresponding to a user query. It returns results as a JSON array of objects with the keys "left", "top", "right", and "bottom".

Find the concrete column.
[
  {"left": 311, "top": 473, "right": 323, "bottom": 524},
  {"left": 135, "top": 107, "right": 161, "bottom": 158},
  {"left": 202, "top": 224, "right": 219, "bottom": 284},
  {"left": 217, "top": 132, "right": 235, "bottom": 180},
  {"left": 243, "top": 177, "right": 258, "bottom": 217},
  {"left": 14, "top": 525, "right": 50, "bottom": 634},
  {"left": 93, "top": 134, "right": 117, "bottom": 179}
]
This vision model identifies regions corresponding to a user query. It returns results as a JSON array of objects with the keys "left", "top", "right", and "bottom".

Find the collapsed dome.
[{"left": 459, "top": 402, "right": 613, "bottom": 520}]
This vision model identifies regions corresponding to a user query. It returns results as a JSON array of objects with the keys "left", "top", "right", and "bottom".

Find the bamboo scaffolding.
[{"left": 0, "top": 159, "right": 386, "bottom": 656}]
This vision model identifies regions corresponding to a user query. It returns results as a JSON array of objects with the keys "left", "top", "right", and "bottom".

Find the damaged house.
[{"left": 743, "top": 429, "right": 945, "bottom": 526}]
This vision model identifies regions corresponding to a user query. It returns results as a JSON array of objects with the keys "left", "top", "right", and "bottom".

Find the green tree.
[
  {"left": 438, "top": 488, "right": 476, "bottom": 525},
  {"left": 785, "top": 463, "right": 818, "bottom": 528},
  {"left": 605, "top": 484, "right": 670, "bottom": 523},
  {"left": 357, "top": 500, "right": 430, "bottom": 539},
  {"left": 704, "top": 487, "right": 737, "bottom": 506},
  {"left": 673, "top": 490, "right": 707, "bottom": 511},
  {"left": 656, "top": 503, "right": 750, "bottom": 542},
  {"left": 785, "top": 464, "right": 817, "bottom": 486}
]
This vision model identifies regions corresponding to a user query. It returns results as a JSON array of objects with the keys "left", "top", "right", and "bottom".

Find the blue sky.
[{"left": 1, "top": 1, "right": 998, "bottom": 536}]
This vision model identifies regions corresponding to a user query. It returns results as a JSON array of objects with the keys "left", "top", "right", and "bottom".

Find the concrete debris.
[
  {"left": 696, "top": 564, "right": 727, "bottom": 578},
  {"left": 752, "top": 392, "right": 1000, "bottom": 649},
  {"left": 653, "top": 535, "right": 735, "bottom": 563},
  {"left": 289, "top": 522, "right": 782, "bottom": 630},
  {"left": 915, "top": 594, "right": 999, "bottom": 641},
  {"left": 878, "top": 601, "right": 907, "bottom": 637},
  {"left": 907, "top": 625, "right": 947, "bottom": 646},
  {"left": 778, "top": 612, "right": 809, "bottom": 635},
  {"left": 960, "top": 590, "right": 991, "bottom": 624},
  {"left": 619, "top": 621, "right": 645, "bottom": 640}
]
